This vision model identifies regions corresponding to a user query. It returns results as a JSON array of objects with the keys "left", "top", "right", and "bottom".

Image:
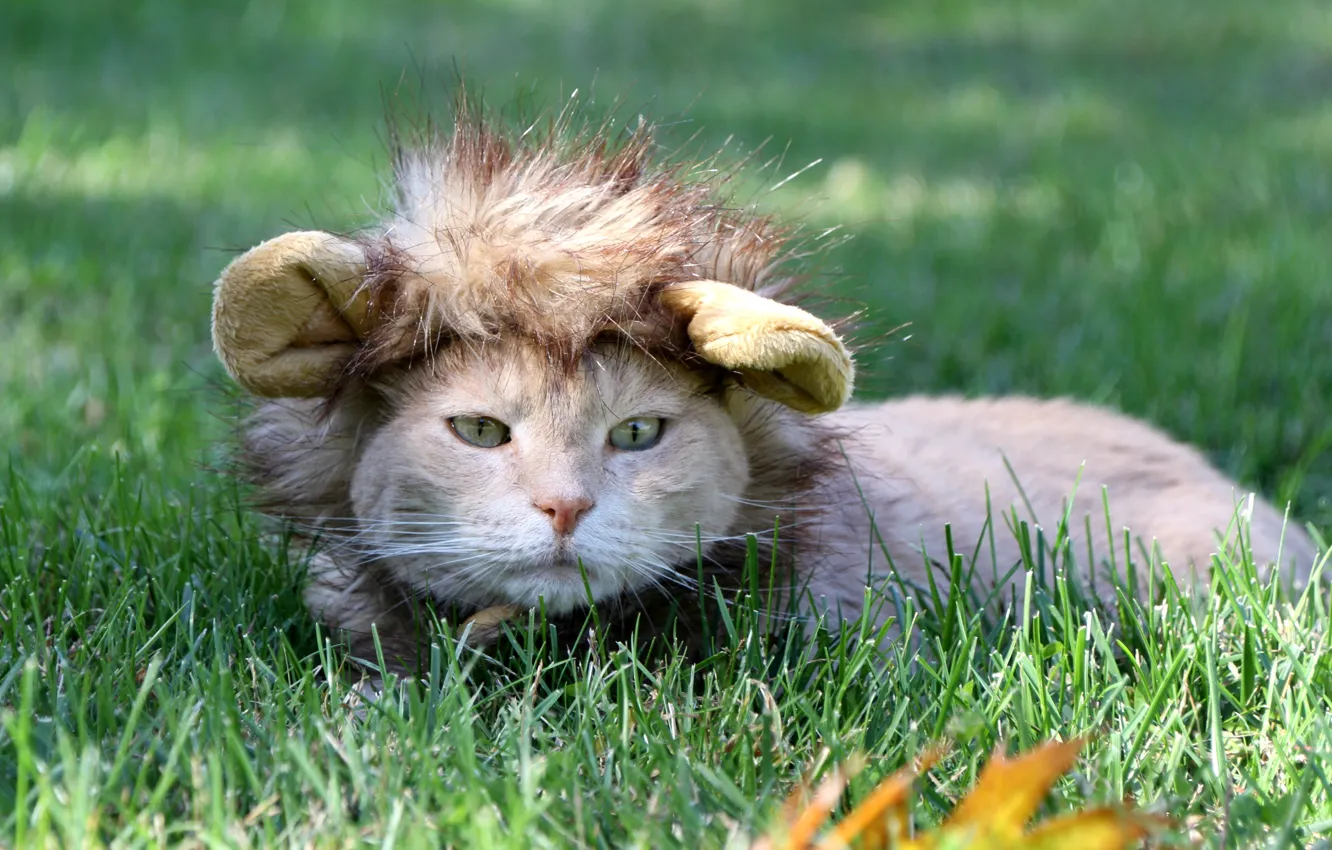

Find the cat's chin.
[
  {"left": 493, "top": 570, "right": 618, "bottom": 617},
  {"left": 445, "top": 554, "right": 645, "bottom": 617}
]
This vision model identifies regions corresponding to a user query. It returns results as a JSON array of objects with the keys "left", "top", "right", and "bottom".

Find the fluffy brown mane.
[{"left": 340, "top": 95, "right": 825, "bottom": 382}]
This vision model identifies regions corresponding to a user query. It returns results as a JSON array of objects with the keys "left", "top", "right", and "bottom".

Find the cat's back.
[
  {"left": 844, "top": 395, "right": 1214, "bottom": 486},
  {"left": 816, "top": 395, "right": 1316, "bottom": 594}
]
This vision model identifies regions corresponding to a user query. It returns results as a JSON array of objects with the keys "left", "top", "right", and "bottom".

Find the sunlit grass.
[{"left": 1, "top": 454, "right": 1328, "bottom": 845}]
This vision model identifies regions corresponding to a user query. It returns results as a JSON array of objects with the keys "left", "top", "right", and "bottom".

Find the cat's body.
[
  {"left": 212, "top": 100, "right": 1319, "bottom": 673},
  {"left": 808, "top": 395, "right": 1315, "bottom": 621},
  {"left": 243, "top": 351, "right": 1317, "bottom": 671}
]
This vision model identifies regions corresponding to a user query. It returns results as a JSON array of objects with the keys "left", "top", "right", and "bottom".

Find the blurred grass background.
[{"left": 4, "top": 0, "right": 1331, "bottom": 526}]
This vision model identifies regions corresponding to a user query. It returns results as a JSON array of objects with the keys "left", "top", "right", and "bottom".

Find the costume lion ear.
[
  {"left": 660, "top": 280, "right": 854, "bottom": 414},
  {"left": 211, "top": 231, "right": 371, "bottom": 398}
]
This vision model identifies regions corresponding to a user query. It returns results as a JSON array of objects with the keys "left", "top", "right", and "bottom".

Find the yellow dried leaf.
[
  {"left": 941, "top": 737, "right": 1085, "bottom": 838},
  {"left": 750, "top": 754, "right": 864, "bottom": 850},
  {"left": 817, "top": 748, "right": 944, "bottom": 850},
  {"left": 751, "top": 736, "right": 1168, "bottom": 850},
  {"left": 1019, "top": 806, "right": 1167, "bottom": 849}
]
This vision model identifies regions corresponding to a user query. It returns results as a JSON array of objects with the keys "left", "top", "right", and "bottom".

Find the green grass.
[{"left": 3, "top": 0, "right": 1331, "bottom": 846}]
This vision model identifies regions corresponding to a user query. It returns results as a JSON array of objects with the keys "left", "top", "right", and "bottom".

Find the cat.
[{"left": 211, "top": 100, "right": 1320, "bottom": 674}]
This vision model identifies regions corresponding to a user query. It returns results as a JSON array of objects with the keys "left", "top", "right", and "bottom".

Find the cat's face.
[{"left": 349, "top": 340, "right": 751, "bottom": 614}]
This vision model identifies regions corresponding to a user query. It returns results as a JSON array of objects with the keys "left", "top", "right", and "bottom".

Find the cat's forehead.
[{"left": 405, "top": 338, "right": 710, "bottom": 418}]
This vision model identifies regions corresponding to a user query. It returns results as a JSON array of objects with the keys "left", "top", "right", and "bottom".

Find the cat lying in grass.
[{"left": 210, "top": 96, "right": 1319, "bottom": 673}]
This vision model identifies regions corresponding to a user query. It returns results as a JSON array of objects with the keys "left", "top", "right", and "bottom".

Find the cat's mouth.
[
  {"left": 534, "top": 550, "right": 588, "bottom": 573},
  {"left": 478, "top": 548, "right": 620, "bottom": 616}
]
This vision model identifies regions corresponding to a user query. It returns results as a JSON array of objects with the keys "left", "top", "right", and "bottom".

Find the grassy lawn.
[{"left": 3, "top": 0, "right": 1331, "bottom": 846}]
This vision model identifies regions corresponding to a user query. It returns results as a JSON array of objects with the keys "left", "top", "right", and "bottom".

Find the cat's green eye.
[
  {"left": 448, "top": 415, "right": 511, "bottom": 448},
  {"left": 608, "top": 417, "right": 664, "bottom": 451}
]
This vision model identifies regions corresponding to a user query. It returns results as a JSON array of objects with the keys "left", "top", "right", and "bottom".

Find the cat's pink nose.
[{"left": 535, "top": 497, "right": 593, "bottom": 536}]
